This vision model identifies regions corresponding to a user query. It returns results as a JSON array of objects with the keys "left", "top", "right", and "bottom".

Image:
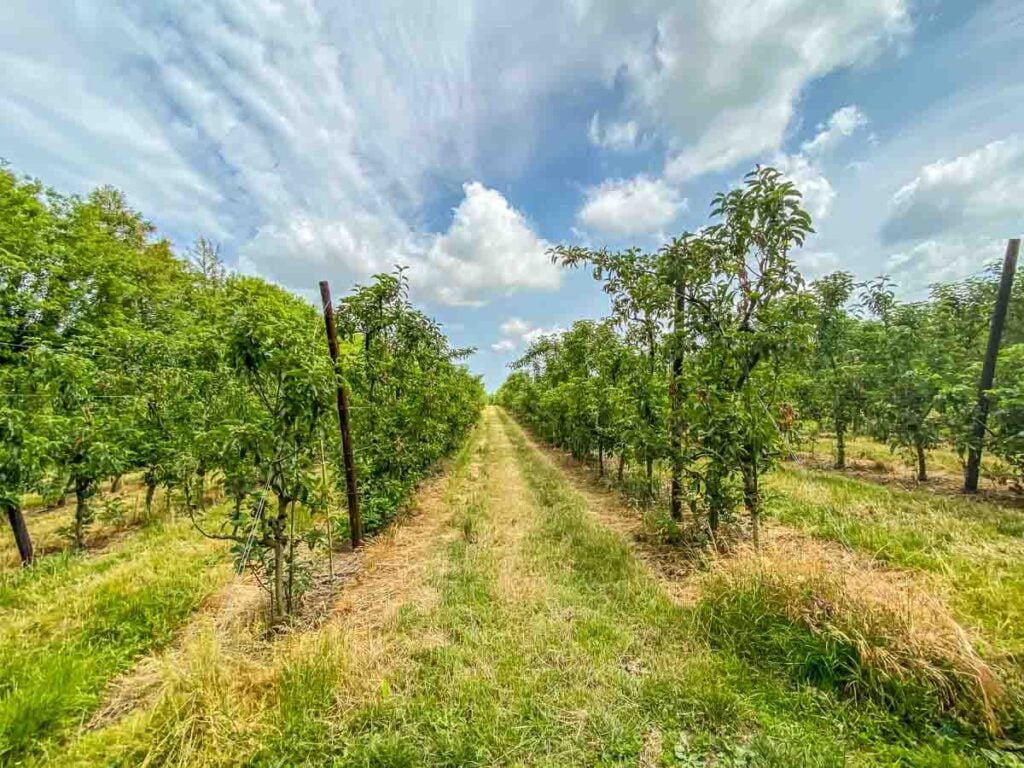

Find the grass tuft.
[{"left": 694, "top": 552, "right": 1010, "bottom": 738}]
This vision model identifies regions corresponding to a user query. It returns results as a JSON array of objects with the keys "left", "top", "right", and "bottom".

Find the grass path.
[{"left": 33, "top": 408, "right": 1016, "bottom": 766}]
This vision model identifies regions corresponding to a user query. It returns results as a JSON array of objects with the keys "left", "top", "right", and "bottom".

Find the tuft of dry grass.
[{"left": 695, "top": 540, "right": 1009, "bottom": 737}]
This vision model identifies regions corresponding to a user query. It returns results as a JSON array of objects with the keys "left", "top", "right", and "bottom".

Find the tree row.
[
  {"left": 497, "top": 167, "right": 1022, "bottom": 545},
  {"left": 0, "top": 164, "right": 485, "bottom": 618}
]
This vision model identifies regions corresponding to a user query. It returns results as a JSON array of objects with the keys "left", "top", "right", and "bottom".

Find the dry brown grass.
[{"left": 698, "top": 531, "right": 1009, "bottom": 735}]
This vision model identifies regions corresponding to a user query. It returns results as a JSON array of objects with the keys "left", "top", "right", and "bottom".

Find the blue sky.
[{"left": 2, "top": 0, "right": 1022, "bottom": 389}]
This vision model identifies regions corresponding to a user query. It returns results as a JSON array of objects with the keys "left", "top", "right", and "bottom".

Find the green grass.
[
  {"left": 248, "top": 409, "right": 880, "bottom": 766},
  {"left": 499, "top": 412, "right": 1024, "bottom": 766},
  {"left": 0, "top": 521, "right": 229, "bottom": 764},
  {"left": 11, "top": 412, "right": 1024, "bottom": 766},
  {"left": 801, "top": 432, "right": 1013, "bottom": 482},
  {"left": 766, "top": 466, "right": 1024, "bottom": 656}
]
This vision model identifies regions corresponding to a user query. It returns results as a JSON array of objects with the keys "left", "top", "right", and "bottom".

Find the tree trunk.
[
  {"left": 196, "top": 468, "right": 207, "bottom": 512},
  {"left": 835, "top": 423, "right": 846, "bottom": 470},
  {"left": 110, "top": 474, "right": 123, "bottom": 493},
  {"left": 319, "top": 281, "right": 363, "bottom": 549},
  {"left": 706, "top": 469, "right": 724, "bottom": 534},
  {"left": 669, "top": 463, "right": 683, "bottom": 521},
  {"left": 272, "top": 497, "right": 288, "bottom": 622},
  {"left": 287, "top": 500, "right": 297, "bottom": 614},
  {"left": 741, "top": 459, "right": 761, "bottom": 550},
  {"left": 645, "top": 456, "right": 654, "bottom": 500},
  {"left": 182, "top": 480, "right": 194, "bottom": 514},
  {"left": 144, "top": 477, "right": 157, "bottom": 519},
  {"left": 4, "top": 501, "right": 33, "bottom": 566},
  {"left": 670, "top": 276, "right": 686, "bottom": 521},
  {"left": 916, "top": 443, "right": 927, "bottom": 482},
  {"left": 598, "top": 444, "right": 605, "bottom": 477},
  {"left": 74, "top": 479, "right": 89, "bottom": 549},
  {"left": 617, "top": 454, "right": 625, "bottom": 485}
]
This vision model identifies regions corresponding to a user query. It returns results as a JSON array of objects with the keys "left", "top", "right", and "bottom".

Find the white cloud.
[
  {"left": 773, "top": 154, "right": 836, "bottom": 222},
  {"left": 0, "top": 0, "right": 910, "bottom": 308},
  {"left": 500, "top": 317, "right": 532, "bottom": 337},
  {"left": 588, "top": 113, "right": 642, "bottom": 152},
  {"left": 578, "top": 176, "right": 685, "bottom": 236},
  {"left": 242, "top": 181, "right": 558, "bottom": 306},
  {"left": 490, "top": 317, "right": 563, "bottom": 355},
  {"left": 523, "top": 325, "right": 565, "bottom": 344},
  {"left": 768, "top": 104, "right": 869, "bottom": 223},
  {"left": 794, "top": 250, "right": 841, "bottom": 279},
  {"left": 881, "top": 135, "right": 1024, "bottom": 244},
  {"left": 658, "top": 1, "right": 908, "bottom": 181},
  {"left": 884, "top": 236, "right": 1007, "bottom": 289},
  {"left": 424, "top": 182, "right": 559, "bottom": 304},
  {"left": 801, "top": 105, "right": 869, "bottom": 156}
]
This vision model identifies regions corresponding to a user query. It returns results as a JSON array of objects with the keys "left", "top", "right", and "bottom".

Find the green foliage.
[
  {"left": 0, "top": 162, "right": 483, "bottom": 615},
  {"left": 987, "top": 344, "right": 1024, "bottom": 482},
  {"left": 505, "top": 166, "right": 814, "bottom": 540},
  {"left": 503, "top": 163, "right": 1022, "bottom": 537}
]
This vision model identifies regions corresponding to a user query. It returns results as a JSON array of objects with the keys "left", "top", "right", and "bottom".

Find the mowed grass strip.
[
  {"left": 0, "top": 521, "right": 229, "bottom": 764},
  {"left": 30, "top": 410, "right": 1021, "bottom": 767}
]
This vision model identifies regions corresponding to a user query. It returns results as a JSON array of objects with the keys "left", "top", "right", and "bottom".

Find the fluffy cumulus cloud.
[
  {"left": 655, "top": 2, "right": 908, "bottom": 181},
  {"left": 500, "top": 317, "right": 532, "bottom": 337},
  {"left": 578, "top": 176, "right": 685, "bottom": 236},
  {"left": 419, "top": 182, "right": 559, "bottom": 305},
  {"left": 773, "top": 154, "right": 836, "bottom": 221},
  {"left": 801, "top": 106, "right": 869, "bottom": 156},
  {"left": 881, "top": 135, "right": 1024, "bottom": 244},
  {"left": 884, "top": 237, "right": 1007, "bottom": 289},
  {"left": 239, "top": 181, "right": 558, "bottom": 306},
  {"left": 770, "top": 104, "right": 869, "bottom": 222}
]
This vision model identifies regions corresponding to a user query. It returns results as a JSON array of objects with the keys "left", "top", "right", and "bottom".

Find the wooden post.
[
  {"left": 319, "top": 280, "right": 363, "bottom": 548},
  {"left": 964, "top": 238, "right": 1020, "bottom": 493}
]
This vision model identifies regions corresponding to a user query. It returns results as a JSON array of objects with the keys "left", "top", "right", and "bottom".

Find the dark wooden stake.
[
  {"left": 4, "top": 503, "right": 33, "bottom": 566},
  {"left": 319, "top": 280, "right": 363, "bottom": 548},
  {"left": 964, "top": 238, "right": 1020, "bottom": 493}
]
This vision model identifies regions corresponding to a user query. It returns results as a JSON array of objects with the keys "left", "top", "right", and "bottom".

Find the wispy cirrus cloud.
[{"left": 1, "top": 0, "right": 910, "bottom": 311}]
